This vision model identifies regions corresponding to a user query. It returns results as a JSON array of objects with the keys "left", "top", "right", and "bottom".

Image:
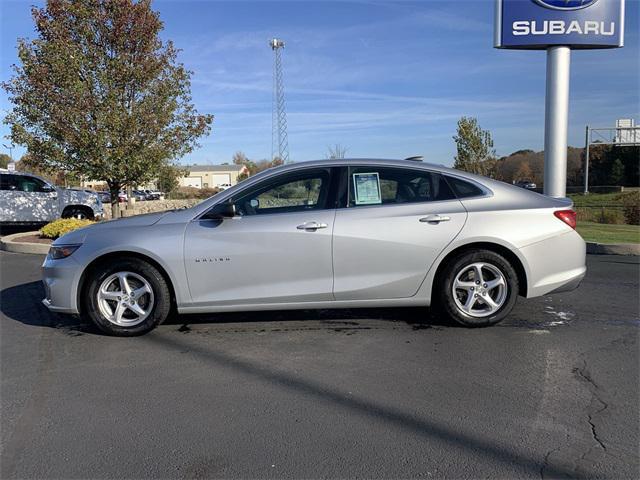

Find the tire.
[
  {"left": 62, "top": 206, "right": 93, "bottom": 220},
  {"left": 83, "top": 257, "right": 171, "bottom": 336},
  {"left": 436, "top": 249, "right": 519, "bottom": 327}
]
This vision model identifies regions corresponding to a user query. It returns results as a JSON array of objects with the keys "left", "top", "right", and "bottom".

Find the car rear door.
[
  {"left": 332, "top": 165, "right": 467, "bottom": 301},
  {"left": 183, "top": 167, "right": 339, "bottom": 306}
]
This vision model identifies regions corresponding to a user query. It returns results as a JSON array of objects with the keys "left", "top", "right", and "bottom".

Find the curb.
[
  {"left": 586, "top": 242, "right": 640, "bottom": 256},
  {"left": 0, "top": 231, "right": 51, "bottom": 255}
]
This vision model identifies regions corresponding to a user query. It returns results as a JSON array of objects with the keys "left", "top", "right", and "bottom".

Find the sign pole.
[
  {"left": 583, "top": 125, "right": 590, "bottom": 194},
  {"left": 543, "top": 45, "right": 571, "bottom": 198}
]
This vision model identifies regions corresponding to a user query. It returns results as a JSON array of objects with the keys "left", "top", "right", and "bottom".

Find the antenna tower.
[{"left": 270, "top": 38, "right": 290, "bottom": 163}]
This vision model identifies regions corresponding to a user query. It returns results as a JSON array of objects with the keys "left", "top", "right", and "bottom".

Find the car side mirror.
[
  {"left": 42, "top": 184, "right": 56, "bottom": 193},
  {"left": 203, "top": 201, "right": 236, "bottom": 220}
]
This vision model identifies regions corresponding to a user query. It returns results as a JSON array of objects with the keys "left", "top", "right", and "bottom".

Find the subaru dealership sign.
[{"left": 495, "top": 0, "right": 625, "bottom": 49}]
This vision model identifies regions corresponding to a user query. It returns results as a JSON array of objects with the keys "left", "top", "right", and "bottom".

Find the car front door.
[
  {"left": 332, "top": 165, "right": 468, "bottom": 301},
  {"left": 184, "top": 167, "right": 338, "bottom": 306}
]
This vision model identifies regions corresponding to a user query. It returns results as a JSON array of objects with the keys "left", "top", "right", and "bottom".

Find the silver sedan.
[{"left": 42, "top": 159, "right": 586, "bottom": 336}]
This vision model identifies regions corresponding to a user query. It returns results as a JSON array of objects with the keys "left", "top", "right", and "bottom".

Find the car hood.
[{"left": 53, "top": 211, "right": 172, "bottom": 246}]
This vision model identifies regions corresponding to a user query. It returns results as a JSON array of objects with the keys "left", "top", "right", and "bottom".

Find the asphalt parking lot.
[{"left": 0, "top": 251, "right": 638, "bottom": 479}]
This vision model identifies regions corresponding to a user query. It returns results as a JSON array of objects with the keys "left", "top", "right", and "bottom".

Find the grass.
[
  {"left": 577, "top": 221, "right": 640, "bottom": 244},
  {"left": 569, "top": 192, "right": 626, "bottom": 207}
]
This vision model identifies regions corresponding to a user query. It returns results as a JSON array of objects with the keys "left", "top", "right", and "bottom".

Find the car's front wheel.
[
  {"left": 437, "top": 249, "right": 519, "bottom": 327},
  {"left": 83, "top": 258, "right": 171, "bottom": 336}
]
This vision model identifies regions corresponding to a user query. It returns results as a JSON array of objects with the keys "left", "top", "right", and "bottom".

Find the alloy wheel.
[
  {"left": 97, "top": 271, "right": 155, "bottom": 327},
  {"left": 451, "top": 262, "right": 508, "bottom": 318}
]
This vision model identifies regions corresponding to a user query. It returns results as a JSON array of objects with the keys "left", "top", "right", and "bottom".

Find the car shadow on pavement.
[
  {"left": 0, "top": 281, "right": 453, "bottom": 334},
  {"left": 0, "top": 281, "right": 96, "bottom": 334},
  {"left": 172, "top": 306, "right": 454, "bottom": 332},
  {"left": 145, "top": 331, "right": 579, "bottom": 479}
]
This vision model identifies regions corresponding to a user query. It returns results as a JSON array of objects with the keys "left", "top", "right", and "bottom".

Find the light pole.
[{"left": 2, "top": 143, "right": 14, "bottom": 161}]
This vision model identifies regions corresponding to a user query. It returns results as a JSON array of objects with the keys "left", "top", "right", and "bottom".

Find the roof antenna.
[{"left": 405, "top": 155, "right": 423, "bottom": 162}]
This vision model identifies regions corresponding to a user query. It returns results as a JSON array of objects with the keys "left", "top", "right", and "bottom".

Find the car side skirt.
[{"left": 177, "top": 296, "right": 429, "bottom": 314}]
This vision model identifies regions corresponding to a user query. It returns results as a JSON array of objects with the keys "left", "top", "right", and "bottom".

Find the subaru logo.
[{"left": 533, "top": 0, "right": 598, "bottom": 10}]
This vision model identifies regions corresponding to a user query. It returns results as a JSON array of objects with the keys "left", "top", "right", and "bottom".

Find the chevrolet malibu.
[{"left": 42, "top": 159, "right": 586, "bottom": 336}]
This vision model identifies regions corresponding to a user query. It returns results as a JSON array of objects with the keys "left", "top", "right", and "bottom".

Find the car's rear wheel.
[
  {"left": 437, "top": 249, "right": 519, "bottom": 327},
  {"left": 83, "top": 258, "right": 171, "bottom": 336}
]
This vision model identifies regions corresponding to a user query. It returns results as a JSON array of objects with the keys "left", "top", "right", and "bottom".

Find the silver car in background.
[
  {"left": 0, "top": 171, "right": 103, "bottom": 224},
  {"left": 42, "top": 159, "right": 586, "bottom": 336}
]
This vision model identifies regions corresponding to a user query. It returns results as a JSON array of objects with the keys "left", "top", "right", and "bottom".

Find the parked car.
[
  {"left": 117, "top": 191, "right": 128, "bottom": 203},
  {"left": 97, "top": 191, "right": 111, "bottom": 204},
  {"left": 132, "top": 190, "right": 147, "bottom": 201},
  {"left": 515, "top": 180, "right": 537, "bottom": 190},
  {"left": 0, "top": 171, "right": 103, "bottom": 225},
  {"left": 217, "top": 183, "right": 232, "bottom": 190},
  {"left": 42, "top": 159, "right": 586, "bottom": 336},
  {"left": 143, "top": 189, "right": 161, "bottom": 200}
]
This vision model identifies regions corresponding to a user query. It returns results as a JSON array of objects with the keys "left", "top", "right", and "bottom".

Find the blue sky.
[{"left": 1, "top": 0, "right": 638, "bottom": 167}]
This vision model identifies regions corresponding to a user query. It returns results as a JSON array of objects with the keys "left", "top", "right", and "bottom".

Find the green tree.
[
  {"left": 157, "top": 164, "right": 189, "bottom": 194},
  {"left": 608, "top": 158, "right": 625, "bottom": 186},
  {"left": 0, "top": 153, "right": 10, "bottom": 169},
  {"left": 2, "top": 0, "right": 213, "bottom": 217},
  {"left": 453, "top": 117, "right": 496, "bottom": 177}
]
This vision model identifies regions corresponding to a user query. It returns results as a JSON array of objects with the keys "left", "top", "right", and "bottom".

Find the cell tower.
[{"left": 270, "top": 38, "right": 290, "bottom": 163}]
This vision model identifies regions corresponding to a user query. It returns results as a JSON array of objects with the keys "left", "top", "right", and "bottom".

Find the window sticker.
[{"left": 353, "top": 172, "right": 382, "bottom": 205}]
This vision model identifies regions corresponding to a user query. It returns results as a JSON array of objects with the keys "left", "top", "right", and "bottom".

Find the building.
[
  {"left": 180, "top": 164, "right": 249, "bottom": 189},
  {"left": 80, "top": 163, "right": 249, "bottom": 191}
]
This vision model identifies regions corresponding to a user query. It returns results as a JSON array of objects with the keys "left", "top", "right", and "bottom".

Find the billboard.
[{"left": 495, "top": 0, "right": 625, "bottom": 49}]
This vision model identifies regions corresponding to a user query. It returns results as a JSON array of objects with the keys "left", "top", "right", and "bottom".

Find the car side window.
[
  {"left": 348, "top": 167, "right": 455, "bottom": 207},
  {"left": 15, "top": 175, "right": 48, "bottom": 193},
  {"left": 231, "top": 169, "right": 332, "bottom": 216},
  {"left": 445, "top": 176, "right": 485, "bottom": 198},
  {"left": 0, "top": 175, "right": 18, "bottom": 191}
]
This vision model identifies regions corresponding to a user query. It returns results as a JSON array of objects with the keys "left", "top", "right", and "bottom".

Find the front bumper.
[{"left": 41, "top": 255, "right": 82, "bottom": 314}]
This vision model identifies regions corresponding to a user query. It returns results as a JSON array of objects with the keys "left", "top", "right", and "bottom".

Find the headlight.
[{"left": 48, "top": 244, "right": 81, "bottom": 260}]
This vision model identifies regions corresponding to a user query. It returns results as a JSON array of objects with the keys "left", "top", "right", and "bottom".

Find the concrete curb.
[
  {"left": 586, "top": 242, "right": 640, "bottom": 256},
  {"left": 0, "top": 231, "right": 51, "bottom": 255}
]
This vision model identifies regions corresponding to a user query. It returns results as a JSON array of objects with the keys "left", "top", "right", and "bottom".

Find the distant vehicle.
[
  {"left": 217, "top": 183, "right": 232, "bottom": 190},
  {"left": 0, "top": 171, "right": 103, "bottom": 224},
  {"left": 132, "top": 190, "right": 147, "bottom": 201},
  {"left": 97, "top": 191, "right": 111, "bottom": 204},
  {"left": 515, "top": 180, "right": 537, "bottom": 190},
  {"left": 143, "top": 189, "right": 161, "bottom": 200},
  {"left": 117, "top": 191, "right": 128, "bottom": 203},
  {"left": 42, "top": 158, "right": 585, "bottom": 336}
]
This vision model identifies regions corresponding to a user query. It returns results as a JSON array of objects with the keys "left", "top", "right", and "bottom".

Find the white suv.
[{"left": 0, "top": 171, "right": 103, "bottom": 225}]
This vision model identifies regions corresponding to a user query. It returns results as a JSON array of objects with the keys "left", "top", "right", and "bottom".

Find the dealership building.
[{"left": 179, "top": 164, "right": 249, "bottom": 189}]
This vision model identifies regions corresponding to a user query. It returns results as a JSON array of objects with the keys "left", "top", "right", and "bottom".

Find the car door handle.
[
  {"left": 419, "top": 215, "right": 451, "bottom": 223},
  {"left": 297, "top": 222, "right": 328, "bottom": 231}
]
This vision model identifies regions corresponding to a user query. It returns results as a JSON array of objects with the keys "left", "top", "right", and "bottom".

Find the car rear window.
[{"left": 445, "top": 176, "right": 485, "bottom": 198}]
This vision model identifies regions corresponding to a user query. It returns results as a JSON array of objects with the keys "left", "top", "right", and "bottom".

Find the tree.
[
  {"left": 453, "top": 117, "right": 496, "bottom": 177},
  {"left": 0, "top": 153, "right": 10, "bottom": 169},
  {"left": 232, "top": 151, "right": 249, "bottom": 166},
  {"left": 514, "top": 161, "right": 533, "bottom": 182},
  {"left": 326, "top": 144, "right": 348, "bottom": 160},
  {"left": 609, "top": 158, "right": 625, "bottom": 185},
  {"left": 157, "top": 164, "right": 189, "bottom": 194},
  {"left": 2, "top": 0, "right": 213, "bottom": 217}
]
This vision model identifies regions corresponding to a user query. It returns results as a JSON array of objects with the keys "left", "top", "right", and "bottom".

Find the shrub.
[
  {"left": 40, "top": 218, "right": 94, "bottom": 239},
  {"left": 167, "top": 186, "right": 221, "bottom": 200},
  {"left": 620, "top": 191, "right": 640, "bottom": 225}
]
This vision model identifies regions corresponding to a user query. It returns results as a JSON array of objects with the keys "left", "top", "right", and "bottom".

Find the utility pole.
[
  {"left": 270, "top": 38, "right": 290, "bottom": 163},
  {"left": 583, "top": 125, "right": 590, "bottom": 195}
]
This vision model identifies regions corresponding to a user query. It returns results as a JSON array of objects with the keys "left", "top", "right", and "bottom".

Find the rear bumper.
[
  {"left": 519, "top": 230, "right": 587, "bottom": 298},
  {"left": 547, "top": 270, "right": 585, "bottom": 294}
]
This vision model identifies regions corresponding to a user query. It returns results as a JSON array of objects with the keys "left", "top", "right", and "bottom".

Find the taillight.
[{"left": 554, "top": 210, "right": 577, "bottom": 229}]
